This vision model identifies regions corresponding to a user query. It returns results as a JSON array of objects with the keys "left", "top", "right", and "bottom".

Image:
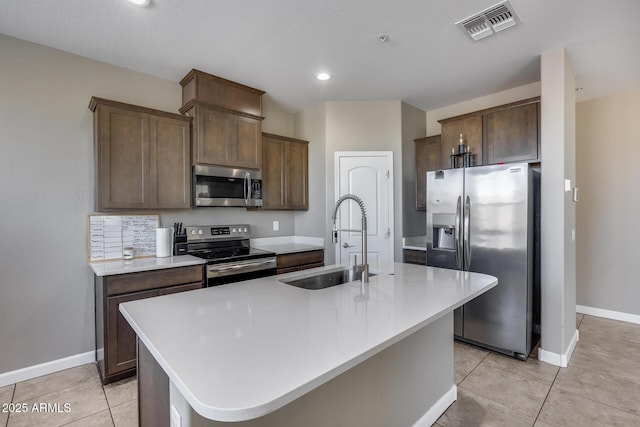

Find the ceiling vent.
[{"left": 456, "top": 0, "right": 521, "bottom": 41}]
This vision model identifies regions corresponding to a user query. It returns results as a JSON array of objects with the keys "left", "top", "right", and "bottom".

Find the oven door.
[
  {"left": 206, "top": 257, "right": 277, "bottom": 287},
  {"left": 194, "top": 165, "right": 262, "bottom": 207}
]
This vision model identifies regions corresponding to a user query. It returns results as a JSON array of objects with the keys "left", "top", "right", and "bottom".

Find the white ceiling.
[{"left": 2, "top": 0, "right": 639, "bottom": 113}]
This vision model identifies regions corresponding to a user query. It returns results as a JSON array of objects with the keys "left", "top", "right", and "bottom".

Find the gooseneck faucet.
[{"left": 331, "top": 194, "right": 369, "bottom": 283}]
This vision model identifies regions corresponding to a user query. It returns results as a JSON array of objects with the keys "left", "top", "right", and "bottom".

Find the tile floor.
[{"left": 1, "top": 314, "right": 639, "bottom": 426}]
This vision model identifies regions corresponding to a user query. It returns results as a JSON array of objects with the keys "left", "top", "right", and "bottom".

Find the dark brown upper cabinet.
[
  {"left": 440, "top": 115, "right": 483, "bottom": 168},
  {"left": 261, "top": 133, "right": 309, "bottom": 210},
  {"left": 415, "top": 135, "right": 442, "bottom": 211},
  {"left": 437, "top": 97, "right": 540, "bottom": 169},
  {"left": 483, "top": 100, "right": 539, "bottom": 164},
  {"left": 180, "top": 69, "right": 265, "bottom": 170},
  {"left": 89, "top": 97, "right": 191, "bottom": 211}
]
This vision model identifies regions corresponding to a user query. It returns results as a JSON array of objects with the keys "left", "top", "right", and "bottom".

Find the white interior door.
[{"left": 335, "top": 151, "right": 393, "bottom": 270}]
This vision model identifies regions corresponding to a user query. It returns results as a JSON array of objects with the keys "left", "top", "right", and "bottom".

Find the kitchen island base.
[{"left": 141, "top": 312, "right": 456, "bottom": 427}]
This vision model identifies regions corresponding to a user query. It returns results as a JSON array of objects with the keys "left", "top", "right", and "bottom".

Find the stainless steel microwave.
[{"left": 193, "top": 165, "right": 262, "bottom": 207}]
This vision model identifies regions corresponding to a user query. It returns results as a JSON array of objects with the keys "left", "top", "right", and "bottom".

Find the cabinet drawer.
[
  {"left": 158, "top": 282, "right": 203, "bottom": 296},
  {"left": 107, "top": 265, "right": 204, "bottom": 296},
  {"left": 277, "top": 250, "right": 324, "bottom": 269}
]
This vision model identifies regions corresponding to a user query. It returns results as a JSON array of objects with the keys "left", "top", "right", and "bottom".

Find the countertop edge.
[
  {"left": 120, "top": 266, "right": 497, "bottom": 422},
  {"left": 89, "top": 255, "right": 205, "bottom": 276}
]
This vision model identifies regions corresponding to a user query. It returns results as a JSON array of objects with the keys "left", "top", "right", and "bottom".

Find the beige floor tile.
[
  {"left": 570, "top": 343, "right": 640, "bottom": 384},
  {"left": 483, "top": 352, "right": 559, "bottom": 387},
  {"left": 13, "top": 364, "right": 99, "bottom": 402},
  {"left": 579, "top": 315, "right": 640, "bottom": 345},
  {"left": 103, "top": 377, "right": 137, "bottom": 408},
  {"left": 537, "top": 387, "right": 640, "bottom": 426},
  {"left": 437, "top": 389, "right": 532, "bottom": 427},
  {"left": 7, "top": 376, "right": 107, "bottom": 427},
  {"left": 454, "top": 341, "right": 489, "bottom": 384},
  {"left": 1, "top": 384, "right": 15, "bottom": 427},
  {"left": 554, "top": 364, "right": 640, "bottom": 417},
  {"left": 64, "top": 409, "right": 114, "bottom": 427},
  {"left": 459, "top": 362, "right": 550, "bottom": 422},
  {"left": 109, "top": 400, "right": 137, "bottom": 427}
]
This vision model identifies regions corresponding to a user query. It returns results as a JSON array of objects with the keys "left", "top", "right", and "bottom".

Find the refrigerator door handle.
[
  {"left": 464, "top": 195, "right": 471, "bottom": 270},
  {"left": 455, "top": 195, "right": 462, "bottom": 269}
]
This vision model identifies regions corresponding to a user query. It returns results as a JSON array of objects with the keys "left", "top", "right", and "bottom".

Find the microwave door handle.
[{"left": 244, "top": 172, "right": 251, "bottom": 205}]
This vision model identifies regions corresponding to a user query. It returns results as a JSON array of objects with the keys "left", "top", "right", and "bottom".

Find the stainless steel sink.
[{"left": 281, "top": 268, "right": 376, "bottom": 290}]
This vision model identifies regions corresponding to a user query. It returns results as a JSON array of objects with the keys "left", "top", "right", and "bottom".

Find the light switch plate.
[
  {"left": 564, "top": 179, "right": 571, "bottom": 192},
  {"left": 273, "top": 220, "right": 279, "bottom": 231}
]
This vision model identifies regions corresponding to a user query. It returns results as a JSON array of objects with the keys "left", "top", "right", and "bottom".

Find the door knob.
[{"left": 342, "top": 243, "right": 354, "bottom": 248}]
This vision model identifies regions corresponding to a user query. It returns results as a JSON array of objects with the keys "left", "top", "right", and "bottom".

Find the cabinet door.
[
  {"left": 441, "top": 115, "right": 482, "bottom": 168},
  {"left": 196, "top": 106, "right": 230, "bottom": 166},
  {"left": 97, "top": 105, "right": 149, "bottom": 209},
  {"left": 231, "top": 115, "right": 262, "bottom": 169},
  {"left": 106, "top": 289, "right": 159, "bottom": 377},
  {"left": 484, "top": 102, "right": 539, "bottom": 164},
  {"left": 262, "top": 135, "right": 286, "bottom": 209},
  {"left": 286, "top": 140, "right": 309, "bottom": 210},
  {"left": 149, "top": 115, "right": 191, "bottom": 209},
  {"left": 415, "top": 135, "right": 441, "bottom": 210}
]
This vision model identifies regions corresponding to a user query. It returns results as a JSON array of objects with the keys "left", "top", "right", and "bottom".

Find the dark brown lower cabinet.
[
  {"left": 138, "top": 339, "right": 169, "bottom": 427},
  {"left": 276, "top": 250, "right": 324, "bottom": 274},
  {"left": 403, "top": 249, "right": 426, "bottom": 265},
  {"left": 95, "top": 265, "right": 204, "bottom": 384}
]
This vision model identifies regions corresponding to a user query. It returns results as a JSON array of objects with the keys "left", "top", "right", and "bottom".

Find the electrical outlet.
[{"left": 273, "top": 220, "right": 279, "bottom": 231}]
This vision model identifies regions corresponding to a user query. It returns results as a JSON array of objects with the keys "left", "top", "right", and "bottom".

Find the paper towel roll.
[{"left": 156, "top": 228, "right": 173, "bottom": 258}]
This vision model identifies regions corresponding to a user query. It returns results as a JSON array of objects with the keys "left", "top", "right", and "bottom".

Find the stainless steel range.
[{"left": 175, "top": 224, "right": 276, "bottom": 287}]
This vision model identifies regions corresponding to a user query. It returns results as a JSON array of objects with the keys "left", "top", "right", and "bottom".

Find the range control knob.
[
  {"left": 190, "top": 229, "right": 196, "bottom": 235},
  {"left": 198, "top": 229, "right": 203, "bottom": 235},
  {"left": 232, "top": 228, "right": 237, "bottom": 233},
  {"left": 243, "top": 227, "right": 248, "bottom": 233}
]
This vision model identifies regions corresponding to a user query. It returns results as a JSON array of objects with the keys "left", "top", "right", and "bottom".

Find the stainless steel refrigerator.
[{"left": 426, "top": 163, "right": 539, "bottom": 360}]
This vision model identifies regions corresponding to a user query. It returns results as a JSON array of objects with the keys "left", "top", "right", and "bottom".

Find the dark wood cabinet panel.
[
  {"left": 96, "top": 104, "right": 149, "bottom": 209},
  {"left": 415, "top": 135, "right": 441, "bottom": 211},
  {"left": 484, "top": 102, "right": 539, "bottom": 164},
  {"left": 149, "top": 115, "right": 191, "bottom": 209},
  {"left": 95, "top": 265, "right": 205, "bottom": 384},
  {"left": 187, "top": 103, "right": 262, "bottom": 170},
  {"left": 286, "top": 139, "right": 308, "bottom": 209},
  {"left": 276, "top": 250, "right": 324, "bottom": 274},
  {"left": 403, "top": 249, "right": 426, "bottom": 265},
  {"left": 262, "top": 136, "right": 286, "bottom": 209},
  {"left": 260, "top": 133, "right": 309, "bottom": 210},
  {"left": 90, "top": 97, "right": 192, "bottom": 210},
  {"left": 106, "top": 289, "right": 159, "bottom": 377},
  {"left": 440, "top": 115, "right": 483, "bottom": 168}
]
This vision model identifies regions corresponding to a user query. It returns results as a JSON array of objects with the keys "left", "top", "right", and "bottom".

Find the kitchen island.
[{"left": 120, "top": 262, "right": 497, "bottom": 426}]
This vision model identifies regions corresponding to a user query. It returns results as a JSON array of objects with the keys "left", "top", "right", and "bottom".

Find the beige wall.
[
  {"left": 0, "top": 34, "right": 295, "bottom": 377},
  {"left": 576, "top": 90, "right": 640, "bottom": 315},
  {"left": 295, "top": 101, "right": 413, "bottom": 263},
  {"left": 539, "top": 47, "right": 577, "bottom": 362}
]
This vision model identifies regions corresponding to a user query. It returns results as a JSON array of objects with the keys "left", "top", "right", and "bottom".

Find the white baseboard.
[
  {"left": 0, "top": 351, "right": 95, "bottom": 388},
  {"left": 413, "top": 385, "right": 457, "bottom": 427},
  {"left": 576, "top": 305, "right": 640, "bottom": 325},
  {"left": 537, "top": 329, "right": 579, "bottom": 368}
]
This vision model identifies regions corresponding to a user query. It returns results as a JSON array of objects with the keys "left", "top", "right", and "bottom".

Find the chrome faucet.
[{"left": 331, "top": 194, "right": 369, "bottom": 283}]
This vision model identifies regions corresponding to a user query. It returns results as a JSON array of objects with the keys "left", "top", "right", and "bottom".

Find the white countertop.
[
  {"left": 119, "top": 262, "right": 497, "bottom": 422},
  {"left": 403, "top": 235, "right": 427, "bottom": 251},
  {"left": 251, "top": 236, "right": 324, "bottom": 255},
  {"left": 89, "top": 255, "right": 205, "bottom": 276}
]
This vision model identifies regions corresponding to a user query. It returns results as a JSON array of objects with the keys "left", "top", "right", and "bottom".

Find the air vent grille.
[{"left": 456, "top": 0, "right": 521, "bottom": 41}]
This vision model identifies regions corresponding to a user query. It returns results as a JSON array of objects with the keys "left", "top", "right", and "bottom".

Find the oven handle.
[{"left": 208, "top": 259, "right": 275, "bottom": 273}]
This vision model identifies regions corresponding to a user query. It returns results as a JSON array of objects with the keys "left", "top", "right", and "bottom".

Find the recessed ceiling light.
[
  {"left": 316, "top": 72, "right": 331, "bottom": 81},
  {"left": 127, "top": 0, "right": 150, "bottom": 6}
]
